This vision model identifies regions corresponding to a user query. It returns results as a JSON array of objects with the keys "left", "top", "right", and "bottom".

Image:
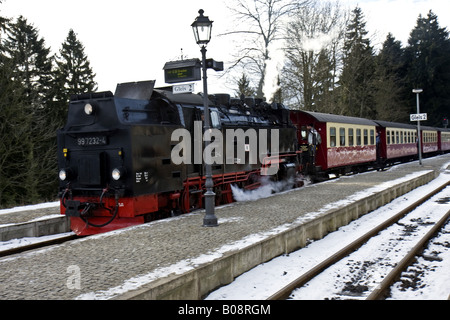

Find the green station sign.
[{"left": 163, "top": 59, "right": 202, "bottom": 84}]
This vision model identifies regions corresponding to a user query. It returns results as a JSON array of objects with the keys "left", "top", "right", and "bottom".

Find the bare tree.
[
  {"left": 223, "top": 0, "right": 310, "bottom": 100},
  {"left": 281, "top": 0, "right": 347, "bottom": 111}
]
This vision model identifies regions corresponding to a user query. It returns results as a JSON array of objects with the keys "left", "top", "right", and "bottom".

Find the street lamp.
[
  {"left": 413, "top": 89, "right": 423, "bottom": 165},
  {"left": 192, "top": 9, "right": 218, "bottom": 227}
]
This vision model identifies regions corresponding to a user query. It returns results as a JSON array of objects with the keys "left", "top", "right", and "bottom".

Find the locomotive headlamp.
[
  {"left": 59, "top": 169, "right": 67, "bottom": 181},
  {"left": 112, "top": 168, "right": 125, "bottom": 181},
  {"left": 84, "top": 103, "right": 94, "bottom": 115},
  {"left": 59, "top": 168, "right": 74, "bottom": 181}
]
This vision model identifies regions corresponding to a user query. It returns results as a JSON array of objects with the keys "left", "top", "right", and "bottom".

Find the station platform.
[
  {"left": 0, "top": 202, "right": 60, "bottom": 226},
  {"left": 0, "top": 154, "right": 449, "bottom": 300}
]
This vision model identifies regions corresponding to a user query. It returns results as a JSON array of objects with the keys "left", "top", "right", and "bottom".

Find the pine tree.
[
  {"left": 0, "top": 57, "right": 31, "bottom": 206},
  {"left": 54, "top": 29, "right": 96, "bottom": 101},
  {"left": 405, "top": 11, "right": 450, "bottom": 127},
  {"left": 235, "top": 72, "right": 256, "bottom": 98},
  {"left": 4, "top": 16, "right": 54, "bottom": 108},
  {"left": 373, "top": 33, "right": 409, "bottom": 122},
  {"left": 51, "top": 29, "right": 96, "bottom": 131},
  {"left": 312, "top": 49, "right": 336, "bottom": 113},
  {"left": 2, "top": 16, "right": 56, "bottom": 204},
  {"left": 339, "top": 6, "right": 375, "bottom": 118}
]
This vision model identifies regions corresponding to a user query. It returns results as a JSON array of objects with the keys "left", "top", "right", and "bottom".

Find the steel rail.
[
  {"left": 267, "top": 180, "right": 450, "bottom": 300},
  {"left": 366, "top": 207, "right": 450, "bottom": 300},
  {"left": 0, "top": 233, "right": 78, "bottom": 258}
]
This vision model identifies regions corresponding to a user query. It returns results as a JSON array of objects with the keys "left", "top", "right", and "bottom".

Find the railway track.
[
  {"left": 267, "top": 180, "right": 450, "bottom": 300},
  {"left": 0, "top": 232, "right": 78, "bottom": 258}
]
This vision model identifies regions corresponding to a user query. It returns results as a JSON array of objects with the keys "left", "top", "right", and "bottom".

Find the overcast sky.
[{"left": 1, "top": 0, "right": 449, "bottom": 95}]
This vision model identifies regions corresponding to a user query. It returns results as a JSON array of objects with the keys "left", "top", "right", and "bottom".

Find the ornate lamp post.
[{"left": 191, "top": 9, "right": 218, "bottom": 227}]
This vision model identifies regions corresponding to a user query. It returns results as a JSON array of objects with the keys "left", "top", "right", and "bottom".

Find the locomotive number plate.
[{"left": 77, "top": 136, "right": 107, "bottom": 146}]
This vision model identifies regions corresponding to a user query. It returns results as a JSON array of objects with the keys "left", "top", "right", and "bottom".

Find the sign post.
[{"left": 412, "top": 89, "right": 424, "bottom": 165}]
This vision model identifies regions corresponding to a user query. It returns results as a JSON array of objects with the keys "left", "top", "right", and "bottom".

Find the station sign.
[
  {"left": 410, "top": 113, "right": 427, "bottom": 121},
  {"left": 163, "top": 59, "right": 202, "bottom": 84},
  {"left": 173, "top": 83, "right": 195, "bottom": 94}
]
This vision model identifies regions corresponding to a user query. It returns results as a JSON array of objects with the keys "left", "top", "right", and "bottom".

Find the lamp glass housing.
[{"left": 191, "top": 9, "right": 213, "bottom": 46}]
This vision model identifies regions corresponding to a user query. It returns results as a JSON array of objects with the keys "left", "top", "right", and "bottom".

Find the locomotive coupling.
[
  {"left": 64, "top": 200, "right": 99, "bottom": 217},
  {"left": 64, "top": 200, "right": 83, "bottom": 217}
]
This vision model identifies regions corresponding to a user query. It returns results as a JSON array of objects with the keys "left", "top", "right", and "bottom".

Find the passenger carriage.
[
  {"left": 374, "top": 121, "right": 418, "bottom": 164},
  {"left": 421, "top": 126, "right": 439, "bottom": 154},
  {"left": 290, "top": 111, "right": 378, "bottom": 176},
  {"left": 439, "top": 128, "right": 450, "bottom": 152}
]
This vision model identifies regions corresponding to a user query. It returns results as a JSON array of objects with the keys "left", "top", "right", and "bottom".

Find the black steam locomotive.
[{"left": 57, "top": 81, "right": 299, "bottom": 235}]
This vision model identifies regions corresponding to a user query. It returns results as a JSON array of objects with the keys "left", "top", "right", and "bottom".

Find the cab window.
[{"left": 211, "top": 110, "right": 221, "bottom": 128}]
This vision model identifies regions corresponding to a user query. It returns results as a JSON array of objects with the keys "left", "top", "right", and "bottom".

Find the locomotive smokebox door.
[{"left": 115, "top": 80, "right": 155, "bottom": 100}]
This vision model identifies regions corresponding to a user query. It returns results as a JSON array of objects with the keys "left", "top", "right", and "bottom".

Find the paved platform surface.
[
  {"left": 0, "top": 203, "right": 60, "bottom": 226},
  {"left": 0, "top": 155, "right": 449, "bottom": 299}
]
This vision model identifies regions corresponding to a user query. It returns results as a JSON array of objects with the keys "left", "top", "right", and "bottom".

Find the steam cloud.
[
  {"left": 262, "top": 43, "right": 285, "bottom": 103},
  {"left": 231, "top": 176, "right": 311, "bottom": 202}
]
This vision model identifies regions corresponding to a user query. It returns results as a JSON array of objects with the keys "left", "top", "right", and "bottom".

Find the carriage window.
[
  {"left": 387, "top": 131, "right": 391, "bottom": 144},
  {"left": 370, "top": 130, "right": 375, "bottom": 145},
  {"left": 363, "top": 129, "right": 368, "bottom": 145},
  {"left": 339, "top": 128, "right": 346, "bottom": 146},
  {"left": 396, "top": 131, "right": 400, "bottom": 144},
  {"left": 356, "top": 129, "right": 361, "bottom": 146},
  {"left": 348, "top": 129, "right": 354, "bottom": 146},
  {"left": 444, "top": 133, "right": 450, "bottom": 142},
  {"left": 330, "top": 127, "right": 336, "bottom": 147}
]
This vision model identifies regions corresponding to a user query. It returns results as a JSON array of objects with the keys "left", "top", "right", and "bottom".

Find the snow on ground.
[
  {"left": 389, "top": 220, "right": 450, "bottom": 300},
  {"left": 206, "top": 171, "right": 450, "bottom": 300},
  {"left": 0, "top": 232, "right": 75, "bottom": 252},
  {"left": 0, "top": 201, "right": 59, "bottom": 216}
]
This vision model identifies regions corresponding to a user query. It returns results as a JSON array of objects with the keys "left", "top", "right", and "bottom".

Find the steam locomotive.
[
  {"left": 57, "top": 81, "right": 299, "bottom": 235},
  {"left": 57, "top": 80, "right": 450, "bottom": 236}
]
